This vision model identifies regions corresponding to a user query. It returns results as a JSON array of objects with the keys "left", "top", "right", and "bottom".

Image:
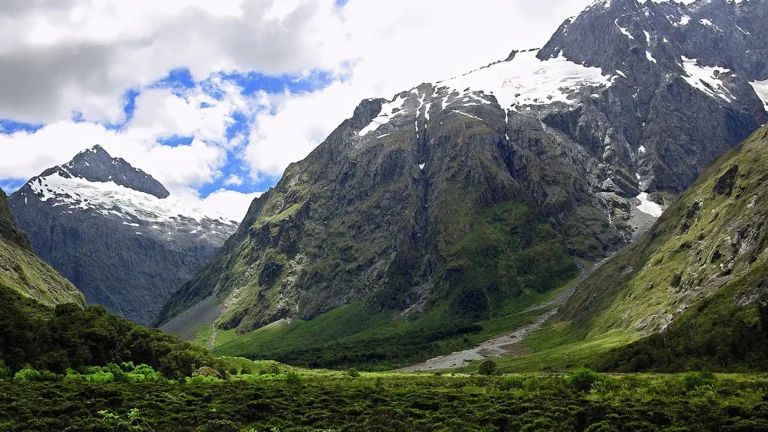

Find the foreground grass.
[{"left": 3, "top": 371, "right": 768, "bottom": 431}]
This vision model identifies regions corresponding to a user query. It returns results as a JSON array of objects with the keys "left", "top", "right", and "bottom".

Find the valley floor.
[
  {"left": 2, "top": 372, "right": 768, "bottom": 431},
  {"left": 399, "top": 267, "right": 589, "bottom": 372}
]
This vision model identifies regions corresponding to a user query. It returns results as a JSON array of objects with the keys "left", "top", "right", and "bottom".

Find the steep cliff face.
[
  {"left": 9, "top": 146, "right": 237, "bottom": 325},
  {"left": 561, "top": 124, "right": 768, "bottom": 332},
  {"left": 0, "top": 187, "right": 84, "bottom": 307},
  {"left": 547, "top": 123, "right": 768, "bottom": 371},
  {"left": 157, "top": 0, "right": 768, "bottom": 350}
]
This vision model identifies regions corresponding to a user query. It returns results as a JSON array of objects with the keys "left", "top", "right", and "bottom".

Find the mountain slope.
[
  {"left": 157, "top": 0, "right": 768, "bottom": 366},
  {"left": 8, "top": 146, "right": 237, "bottom": 325},
  {"left": 0, "top": 187, "right": 84, "bottom": 307},
  {"left": 546, "top": 123, "right": 768, "bottom": 364}
]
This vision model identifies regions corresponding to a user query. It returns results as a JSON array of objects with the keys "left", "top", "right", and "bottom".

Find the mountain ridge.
[
  {"left": 156, "top": 0, "right": 767, "bottom": 368},
  {"left": 9, "top": 146, "right": 238, "bottom": 325}
]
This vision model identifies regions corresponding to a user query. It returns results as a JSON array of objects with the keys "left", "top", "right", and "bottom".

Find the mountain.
[
  {"left": 156, "top": 0, "right": 768, "bottom": 366},
  {"left": 0, "top": 186, "right": 84, "bottom": 307},
  {"left": 8, "top": 146, "right": 238, "bottom": 325},
  {"left": 541, "top": 122, "right": 768, "bottom": 372}
]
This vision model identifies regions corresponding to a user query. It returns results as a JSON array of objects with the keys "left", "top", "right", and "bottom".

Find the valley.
[{"left": 1, "top": 0, "right": 768, "bottom": 430}]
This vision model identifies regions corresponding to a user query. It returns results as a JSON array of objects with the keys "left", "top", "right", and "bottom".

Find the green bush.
[
  {"left": 347, "top": 368, "right": 360, "bottom": 378},
  {"left": 478, "top": 360, "right": 497, "bottom": 376},
  {"left": 585, "top": 421, "right": 620, "bottom": 432},
  {"left": 681, "top": 371, "right": 715, "bottom": 391},
  {"left": 0, "top": 360, "right": 11, "bottom": 379},
  {"left": 286, "top": 372, "right": 302, "bottom": 388},
  {"left": 13, "top": 367, "right": 41, "bottom": 382},
  {"left": 12, "top": 367, "right": 57, "bottom": 382},
  {"left": 568, "top": 368, "right": 602, "bottom": 392}
]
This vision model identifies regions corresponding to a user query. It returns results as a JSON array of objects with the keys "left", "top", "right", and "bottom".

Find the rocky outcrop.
[
  {"left": 9, "top": 146, "right": 237, "bottom": 325},
  {"left": 559, "top": 124, "right": 768, "bottom": 337}
]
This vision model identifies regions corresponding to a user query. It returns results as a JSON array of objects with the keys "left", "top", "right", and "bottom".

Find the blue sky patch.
[{"left": 1, "top": 64, "right": 343, "bottom": 199}]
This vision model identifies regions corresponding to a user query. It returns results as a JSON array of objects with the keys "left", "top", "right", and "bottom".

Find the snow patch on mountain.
[
  {"left": 636, "top": 193, "right": 664, "bottom": 218},
  {"left": 750, "top": 80, "right": 768, "bottom": 109},
  {"left": 438, "top": 51, "right": 613, "bottom": 111},
  {"left": 681, "top": 57, "right": 734, "bottom": 102},
  {"left": 26, "top": 173, "right": 236, "bottom": 226},
  {"left": 359, "top": 95, "right": 407, "bottom": 136}
]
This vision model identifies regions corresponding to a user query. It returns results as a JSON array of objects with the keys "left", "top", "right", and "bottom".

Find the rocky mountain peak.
[{"left": 40, "top": 145, "right": 170, "bottom": 199}]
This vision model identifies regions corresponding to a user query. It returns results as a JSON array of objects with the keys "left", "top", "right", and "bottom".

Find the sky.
[{"left": 0, "top": 0, "right": 600, "bottom": 221}]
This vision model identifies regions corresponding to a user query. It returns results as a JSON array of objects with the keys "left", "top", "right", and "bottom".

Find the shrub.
[
  {"left": 568, "top": 368, "right": 603, "bottom": 392},
  {"left": 286, "top": 372, "right": 302, "bottom": 388},
  {"left": 348, "top": 368, "right": 360, "bottom": 378},
  {"left": 13, "top": 367, "right": 42, "bottom": 382},
  {"left": 585, "top": 421, "right": 620, "bottom": 432},
  {"left": 241, "top": 366, "right": 252, "bottom": 375},
  {"left": 0, "top": 361, "right": 11, "bottom": 379},
  {"left": 479, "top": 360, "right": 497, "bottom": 376},
  {"left": 681, "top": 371, "right": 715, "bottom": 391}
]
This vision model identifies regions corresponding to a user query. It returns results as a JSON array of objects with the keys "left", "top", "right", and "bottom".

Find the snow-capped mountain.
[
  {"left": 9, "top": 145, "right": 238, "bottom": 325},
  {"left": 156, "top": 0, "right": 767, "bottom": 344}
]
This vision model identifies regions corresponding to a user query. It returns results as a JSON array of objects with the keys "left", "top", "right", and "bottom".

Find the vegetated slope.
[
  {"left": 157, "top": 0, "right": 768, "bottom": 366},
  {"left": 0, "top": 282, "right": 217, "bottom": 377},
  {"left": 0, "top": 187, "right": 83, "bottom": 307},
  {"left": 9, "top": 146, "right": 238, "bottom": 325},
  {"left": 551, "top": 123, "right": 768, "bottom": 371}
]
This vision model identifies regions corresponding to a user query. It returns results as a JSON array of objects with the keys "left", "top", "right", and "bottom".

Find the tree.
[{"left": 479, "top": 360, "right": 497, "bottom": 376}]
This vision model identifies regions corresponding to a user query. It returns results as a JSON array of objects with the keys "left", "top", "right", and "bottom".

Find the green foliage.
[
  {"left": 285, "top": 371, "right": 302, "bottom": 388},
  {"left": 215, "top": 298, "right": 557, "bottom": 371},
  {"left": 2, "top": 373, "right": 768, "bottom": 431},
  {"left": 445, "top": 202, "right": 578, "bottom": 319},
  {"left": 347, "top": 367, "right": 360, "bottom": 378},
  {"left": 680, "top": 371, "right": 715, "bottom": 391},
  {"left": 595, "top": 263, "right": 768, "bottom": 373},
  {"left": 478, "top": 360, "right": 497, "bottom": 376},
  {"left": 13, "top": 367, "right": 42, "bottom": 382},
  {"left": 0, "top": 283, "right": 217, "bottom": 378},
  {"left": 567, "top": 368, "right": 602, "bottom": 392},
  {"left": 0, "top": 360, "right": 11, "bottom": 379}
]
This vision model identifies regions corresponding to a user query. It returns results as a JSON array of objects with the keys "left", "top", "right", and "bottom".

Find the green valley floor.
[{"left": 3, "top": 369, "right": 768, "bottom": 431}]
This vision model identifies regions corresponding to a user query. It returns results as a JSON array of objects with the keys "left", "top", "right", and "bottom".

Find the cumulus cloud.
[
  {"left": 0, "top": 76, "right": 255, "bottom": 199},
  {"left": 243, "top": 0, "right": 597, "bottom": 178},
  {"left": 200, "top": 188, "right": 262, "bottom": 221},
  {"left": 0, "top": 0, "right": 345, "bottom": 124},
  {"left": 0, "top": 0, "right": 605, "bottom": 220}
]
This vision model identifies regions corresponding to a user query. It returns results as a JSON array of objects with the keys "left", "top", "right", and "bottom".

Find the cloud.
[
  {"left": 0, "top": 74, "right": 256, "bottom": 194},
  {"left": 0, "top": 0, "right": 346, "bottom": 124},
  {"left": 224, "top": 175, "right": 244, "bottom": 186},
  {"left": 243, "top": 0, "right": 598, "bottom": 179},
  {"left": 200, "top": 188, "right": 262, "bottom": 221},
  {"left": 0, "top": 0, "right": 605, "bottom": 221}
]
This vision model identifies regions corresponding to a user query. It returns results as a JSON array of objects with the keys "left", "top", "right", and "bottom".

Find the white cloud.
[
  {"left": 200, "top": 188, "right": 262, "bottom": 221},
  {"left": 224, "top": 175, "right": 244, "bottom": 186},
  {"left": 0, "top": 0, "right": 347, "bottom": 124},
  {"left": 0, "top": 74, "right": 258, "bottom": 190},
  {"left": 244, "top": 0, "right": 597, "bottom": 178},
  {"left": 0, "top": 0, "right": 601, "bottom": 220}
]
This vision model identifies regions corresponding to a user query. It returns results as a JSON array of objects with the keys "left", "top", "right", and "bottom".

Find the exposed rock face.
[
  {"left": 38, "top": 145, "right": 170, "bottom": 199},
  {"left": 0, "top": 187, "right": 84, "bottom": 307},
  {"left": 558, "top": 124, "right": 768, "bottom": 338},
  {"left": 9, "top": 146, "right": 237, "bottom": 325},
  {"left": 157, "top": 0, "right": 768, "bottom": 338}
]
